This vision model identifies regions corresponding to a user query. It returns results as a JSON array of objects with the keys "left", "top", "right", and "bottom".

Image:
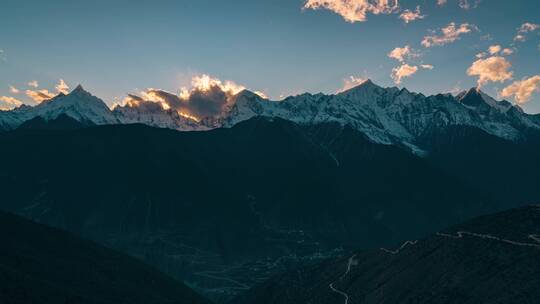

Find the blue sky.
[{"left": 1, "top": 0, "right": 539, "bottom": 112}]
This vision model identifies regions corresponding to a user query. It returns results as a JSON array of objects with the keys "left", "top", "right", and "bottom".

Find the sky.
[{"left": 1, "top": 0, "right": 540, "bottom": 112}]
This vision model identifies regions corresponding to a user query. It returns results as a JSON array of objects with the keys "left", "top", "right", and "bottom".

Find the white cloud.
[
  {"left": 458, "top": 0, "right": 480, "bottom": 10},
  {"left": 388, "top": 45, "right": 419, "bottom": 62},
  {"left": 9, "top": 86, "right": 20, "bottom": 94},
  {"left": 27, "top": 80, "right": 39, "bottom": 88},
  {"left": 519, "top": 23, "right": 540, "bottom": 33},
  {"left": 399, "top": 6, "right": 425, "bottom": 24},
  {"left": 422, "top": 23, "right": 476, "bottom": 48},
  {"left": 25, "top": 89, "right": 55, "bottom": 103},
  {"left": 467, "top": 56, "right": 513, "bottom": 87},
  {"left": 420, "top": 64, "right": 434, "bottom": 69},
  {"left": 437, "top": 0, "right": 448, "bottom": 6},
  {"left": 339, "top": 76, "right": 368, "bottom": 92},
  {"left": 500, "top": 75, "right": 540, "bottom": 104},
  {"left": 303, "top": 0, "right": 399, "bottom": 23},
  {"left": 501, "top": 48, "right": 514, "bottom": 55},
  {"left": 55, "top": 79, "right": 70, "bottom": 94},
  {"left": 514, "top": 22, "right": 540, "bottom": 42}
]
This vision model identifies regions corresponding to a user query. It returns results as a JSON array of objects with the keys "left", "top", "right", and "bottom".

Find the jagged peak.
[
  {"left": 337, "top": 79, "right": 385, "bottom": 99},
  {"left": 70, "top": 84, "right": 90, "bottom": 96},
  {"left": 457, "top": 87, "right": 514, "bottom": 113}
]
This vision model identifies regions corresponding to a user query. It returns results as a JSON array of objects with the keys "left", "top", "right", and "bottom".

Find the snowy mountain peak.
[
  {"left": 235, "top": 89, "right": 266, "bottom": 101},
  {"left": 70, "top": 84, "right": 92, "bottom": 97},
  {"left": 458, "top": 87, "right": 513, "bottom": 113}
]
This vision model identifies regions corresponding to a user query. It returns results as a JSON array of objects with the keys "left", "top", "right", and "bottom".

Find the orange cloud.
[
  {"left": 55, "top": 79, "right": 70, "bottom": 94},
  {"left": 500, "top": 75, "right": 540, "bottom": 104},
  {"left": 391, "top": 64, "right": 418, "bottom": 84},
  {"left": 0, "top": 96, "right": 23, "bottom": 110},
  {"left": 422, "top": 22, "right": 476, "bottom": 48},
  {"left": 9, "top": 86, "right": 20, "bottom": 94},
  {"left": 388, "top": 45, "right": 419, "bottom": 62},
  {"left": 488, "top": 45, "right": 502, "bottom": 55},
  {"left": 26, "top": 89, "right": 55, "bottom": 103},
  {"left": 303, "top": 0, "right": 399, "bottom": 23},
  {"left": 467, "top": 56, "right": 513, "bottom": 87},
  {"left": 391, "top": 64, "right": 433, "bottom": 84}
]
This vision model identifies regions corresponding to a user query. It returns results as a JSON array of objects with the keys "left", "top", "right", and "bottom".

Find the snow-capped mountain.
[
  {"left": 2, "top": 81, "right": 539, "bottom": 152},
  {"left": 223, "top": 80, "right": 540, "bottom": 148},
  {"left": 113, "top": 100, "right": 205, "bottom": 131},
  {"left": 0, "top": 85, "right": 118, "bottom": 130}
]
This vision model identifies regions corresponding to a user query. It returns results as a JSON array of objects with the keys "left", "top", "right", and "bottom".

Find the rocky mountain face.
[
  {"left": 2, "top": 81, "right": 539, "bottom": 152},
  {"left": 0, "top": 210, "right": 211, "bottom": 304},
  {"left": 231, "top": 205, "right": 540, "bottom": 304}
]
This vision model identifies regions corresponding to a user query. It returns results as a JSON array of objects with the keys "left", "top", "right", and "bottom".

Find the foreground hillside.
[
  {"left": 0, "top": 211, "right": 210, "bottom": 304},
  {"left": 232, "top": 205, "right": 540, "bottom": 304}
]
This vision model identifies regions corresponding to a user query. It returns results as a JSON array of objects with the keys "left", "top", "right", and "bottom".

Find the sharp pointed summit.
[{"left": 70, "top": 84, "right": 90, "bottom": 96}]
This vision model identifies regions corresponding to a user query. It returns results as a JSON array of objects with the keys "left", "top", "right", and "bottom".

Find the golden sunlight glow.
[
  {"left": 182, "top": 74, "right": 246, "bottom": 99},
  {"left": 178, "top": 112, "right": 200, "bottom": 122}
]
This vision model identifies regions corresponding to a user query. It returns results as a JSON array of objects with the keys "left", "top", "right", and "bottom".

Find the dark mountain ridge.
[
  {"left": 0, "top": 117, "right": 498, "bottom": 302},
  {"left": 0, "top": 210, "right": 210, "bottom": 304},
  {"left": 231, "top": 205, "right": 540, "bottom": 304}
]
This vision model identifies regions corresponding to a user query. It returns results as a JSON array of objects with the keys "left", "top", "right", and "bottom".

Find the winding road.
[
  {"left": 329, "top": 254, "right": 358, "bottom": 304},
  {"left": 436, "top": 231, "right": 540, "bottom": 249}
]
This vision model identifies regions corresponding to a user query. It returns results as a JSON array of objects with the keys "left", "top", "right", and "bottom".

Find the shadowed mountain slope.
[{"left": 0, "top": 211, "right": 210, "bottom": 304}]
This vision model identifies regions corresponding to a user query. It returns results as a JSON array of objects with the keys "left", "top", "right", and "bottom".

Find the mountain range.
[
  {"left": 2, "top": 82, "right": 540, "bottom": 302},
  {"left": 2, "top": 81, "right": 540, "bottom": 153}
]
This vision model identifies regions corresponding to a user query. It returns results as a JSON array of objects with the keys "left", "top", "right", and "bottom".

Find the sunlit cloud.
[
  {"left": 500, "top": 75, "right": 540, "bottom": 104},
  {"left": 488, "top": 45, "right": 502, "bottom": 55},
  {"left": 514, "top": 22, "right": 540, "bottom": 42},
  {"left": 476, "top": 52, "right": 487, "bottom": 58},
  {"left": 458, "top": 0, "right": 480, "bottom": 10},
  {"left": 478, "top": 45, "right": 512, "bottom": 58},
  {"left": 339, "top": 75, "right": 368, "bottom": 92},
  {"left": 422, "top": 22, "right": 477, "bottom": 48},
  {"left": 0, "top": 96, "right": 23, "bottom": 110},
  {"left": 391, "top": 64, "right": 432, "bottom": 84},
  {"left": 119, "top": 74, "right": 266, "bottom": 120},
  {"left": 9, "top": 86, "right": 20, "bottom": 94},
  {"left": 437, "top": 0, "right": 447, "bottom": 6},
  {"left": 25, "top": 89, "right": 56, "bottom": 103},
  {"left": 388, "top": 45, "right": 419, "bottom": 62},
  {"left": 303, "top": 0, "right": 399, "bottom": 23},
  {"left": 55, "top": 79, "right": 70, "bottom": 94},
  {"left": 391, "top": 64, "right": 418, "bottom": 84},
  {"left": 467, "top": 56, "right": 513, "bottom": 87},
  {"left": 501, "top": 48, "right": 514, "bottom": 55},
  {"left": 399, "top": 6, "right": 425, "bottom": 24},
  {"left": 27, "top": 80, "right": 39, "bottom": 88}
]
